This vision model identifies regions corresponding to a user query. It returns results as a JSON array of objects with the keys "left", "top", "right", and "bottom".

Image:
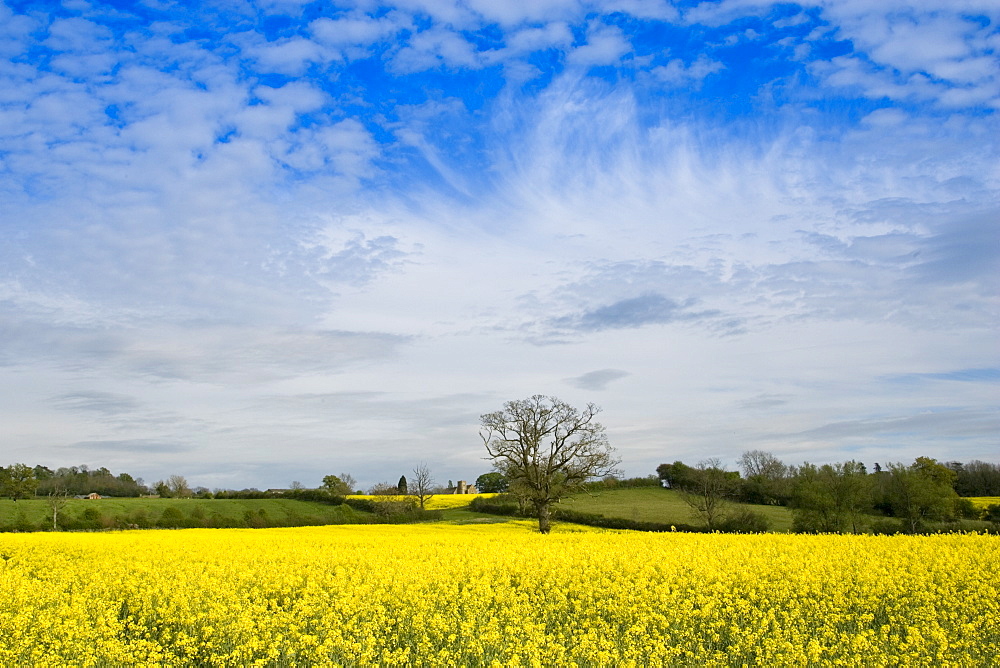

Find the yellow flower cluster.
[{"left": 0, "top": 525, "right": 996, "bottom": 667}]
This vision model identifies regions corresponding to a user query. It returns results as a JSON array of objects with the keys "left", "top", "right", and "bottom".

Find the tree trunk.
[{"left": 537, "top": 503, "right": 551, "bottom": 534}]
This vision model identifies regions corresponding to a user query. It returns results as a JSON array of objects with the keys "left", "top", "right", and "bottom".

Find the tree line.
[
  {"left": 0, "top": 464, "right": 149, "bottom": 499},
  {"left": 4, "top": 390, "right": 998, "bottom": 537},
  {"left": 656, "top": 452, "right": 1000, "bottom": 533}
]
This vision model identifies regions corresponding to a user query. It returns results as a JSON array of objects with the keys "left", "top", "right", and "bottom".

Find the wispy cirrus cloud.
[{"left": 884, "top": 368, "right": 1000, "bottom": 384}]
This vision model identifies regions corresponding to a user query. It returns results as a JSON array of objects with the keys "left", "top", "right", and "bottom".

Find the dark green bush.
[
  {"left": 953, "top": 497, "right": 979, "bottom": 519},
  {"left": 243, "top": 508, "right": 269, "bottom": 528},
  {"left": 284, "top": 489, "right": 346, "bottom": 505},
  {"left": 985, "top": 504, "right": 1000, "bottom": 526},
  {"left": 157, "top": 506, "right": 186, "bottom": 528},
  {"left": 719, "top": 509, "right": 771, "bottom": 533},
  {"left": 69, "top": 506, "right": 105, "bottom": 530},
  {"left": 468, "top": 494, "right": 522, "bottom": 516}
]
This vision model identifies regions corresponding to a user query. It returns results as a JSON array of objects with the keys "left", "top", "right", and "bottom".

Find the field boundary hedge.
[{"left": 468, "top": 495, "right": 706, "bottom": 532}]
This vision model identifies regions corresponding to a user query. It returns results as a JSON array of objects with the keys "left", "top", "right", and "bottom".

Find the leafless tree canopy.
[
  {"left": 679, "top": 458, "right": 735, "bottom": 530},
  {"left": 368, "top": 481, "right": 399, "bottom": 495},
  {"left": 167, "top": 474, "right": 192, "bottom": 498},
  {"left": 480, "top": 395, "right": 619, "bottom": 533},
  {"left": 47, "top": 489, "right": 70, "bottom": 530},
  {"left": 411, "top": 462, "right": 436, "bottom": 509},
  {"left": 338, "top": 473, "right": 357, "bottom": 494},
  {"left": 739, "top": 450, "right": 788, "bottom": 480}
]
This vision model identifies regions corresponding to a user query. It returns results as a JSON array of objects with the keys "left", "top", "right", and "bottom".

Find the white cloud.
[
  {"left": 466, "top": 0, "right": 582, "bottom": 26},
  {"left": 43, "top": 16, "right": 113, "bottom": 52},
  {"left": 565, "top": 22, "right": 632, "bottom": 67},
  {"left": 248, "top": 37, "right": 330, "bottom": 75},
  {"left": 503, "top": 22, "right": 574, "bottom": 55},
  {"left": 0, "top": 5, "right": 37, "bottom": 58},
  {"left": 1, "top": 0, "right": 996, "bottom": 488},
  {"left": 390, "top": 25, "right": 481, "bottom": 72},
  {"left": 649, "top": 54, "right": 724, "bottom": 86},
  {"left": 309, "top": 11, "right": 411, "bottom": 59},
  {"left": 812, "top": 3, "right": 1000, "bottom": 109},
  {"left": 860, "top": 108, "right": 908, "bottom": 128}
]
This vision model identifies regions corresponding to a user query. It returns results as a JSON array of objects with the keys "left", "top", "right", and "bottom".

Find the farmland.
[
  {"left": 1, "top": 524, "right": 997, "bottom": 667},
  {"left": 559, "top": 487, "right": 795, "bottom": 531},
  {"left": 0, "top": 497, "right": 366, "bottom": 531}
]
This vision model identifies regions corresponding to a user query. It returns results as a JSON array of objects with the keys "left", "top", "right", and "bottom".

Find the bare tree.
[
  {"left": 339, "top": 472, "right": 358, "bottom": 494},
  {"left": 366, "top": 481, "right": 413, "bottom": 517},
  {"left": 679, "top": 459, "right": 736, "bottom": 531},
  {"left": 480, "top": 395, "right": 619, "bottom": 534},
  {"left": 739, "top": 450, "right": 787, "bottom": 479},
  {"left": 738, "top": 450, "right": 790, "bottom": 505},
  {"left": 411, "top": 463, "right": 436, "bottom": 509},
  {"left": 368, "top": 481, "right": 400, "bottom": 495},
  {"left": 167, "top": 475, "right": 192, "bottom": 498},
  {"left": 47, "top": 489, "right": 71, "bottom": 530}
]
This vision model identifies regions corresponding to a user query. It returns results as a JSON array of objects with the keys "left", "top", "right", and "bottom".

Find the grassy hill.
[{"left": 558, "top": 487, "right": 795, "bottom": 531}]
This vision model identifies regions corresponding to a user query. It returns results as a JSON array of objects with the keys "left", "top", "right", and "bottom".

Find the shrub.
[
  {"left": 552, "top": 508, "right": 703, "bottom": 532},
  {"left": 719, "top": 510, "right": 771, "bottom": 534},
  {"left": 127, "top": 509, "right": 153, "bottom": 529},
  {"left": 14, "top": 511, "right": 35, "bottom": 533},
  {"left": 243, "top": 508, "right": 269, "bottom": 528},
  {"left": 792, "top": 510, "right": 844, "bottom": 534},
  {"left": 285, "top": 489, "right": 346, "bottom": 505},
  {"left": 954, "top": 497, "right": 979, "bottom": 519},
  {"left": 589, "top": 476, "right": 662, "bottom": 490},
  {"left": 344, "top": 497, "right": 416, "bottom": 516},
  {"left": 157, "top": 506, "right": 186, "bottom": 528},
  {"left": 985, "top": 504, "right": 1000, "bottom": 526},
  {"left": 469, "top": 494, "right": 522, "bottom": 517},
  {"left": 77, "top": 507, "right": 104, "bottom": 531}
]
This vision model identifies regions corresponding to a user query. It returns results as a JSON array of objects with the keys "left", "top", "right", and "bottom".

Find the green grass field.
[
  {"left": 3, "top": 489, "right": 993, "bottom": 533},
  {"left": 558, "top": 486, "right": 796, "bottom": 531},
  {"left": 0, "top": 497, "right": 368, "bottom": 531}
]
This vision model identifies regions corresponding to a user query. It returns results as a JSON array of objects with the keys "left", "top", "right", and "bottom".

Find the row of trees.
[
  {"left": 475, "top": 395, "right": 1000, "bottom": 535},
  {"left": 321, "top": 464, "right": 439, "bottom": 510},
  {"left": 0, "top": 464, "right": 167, "bottom": 499},
  {"left": 658, "top": 452, "right": 995, "bottom": 533}
]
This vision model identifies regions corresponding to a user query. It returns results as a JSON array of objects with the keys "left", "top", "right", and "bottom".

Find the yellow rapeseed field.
[
  {"left": 346, "top": 494, "right": 497, "bottom": 510},
  {"left": 1, "top": 524, "right": 997, "bottom": 667}
]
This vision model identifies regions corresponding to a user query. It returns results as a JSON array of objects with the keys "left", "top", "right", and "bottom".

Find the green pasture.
[
  {"left": 3, "top": 490, "right": 993, "bottom": 533},
  {"left": 559, "top": 486, "right": 796, "bottom": 531},
  {"left": 0, "top": 497, "right": 367, "bottom": 531}
]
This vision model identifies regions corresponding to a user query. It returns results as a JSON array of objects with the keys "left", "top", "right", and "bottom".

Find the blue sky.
[{"left": 1, "top": 0, "right": 997, "bottom": 490}]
